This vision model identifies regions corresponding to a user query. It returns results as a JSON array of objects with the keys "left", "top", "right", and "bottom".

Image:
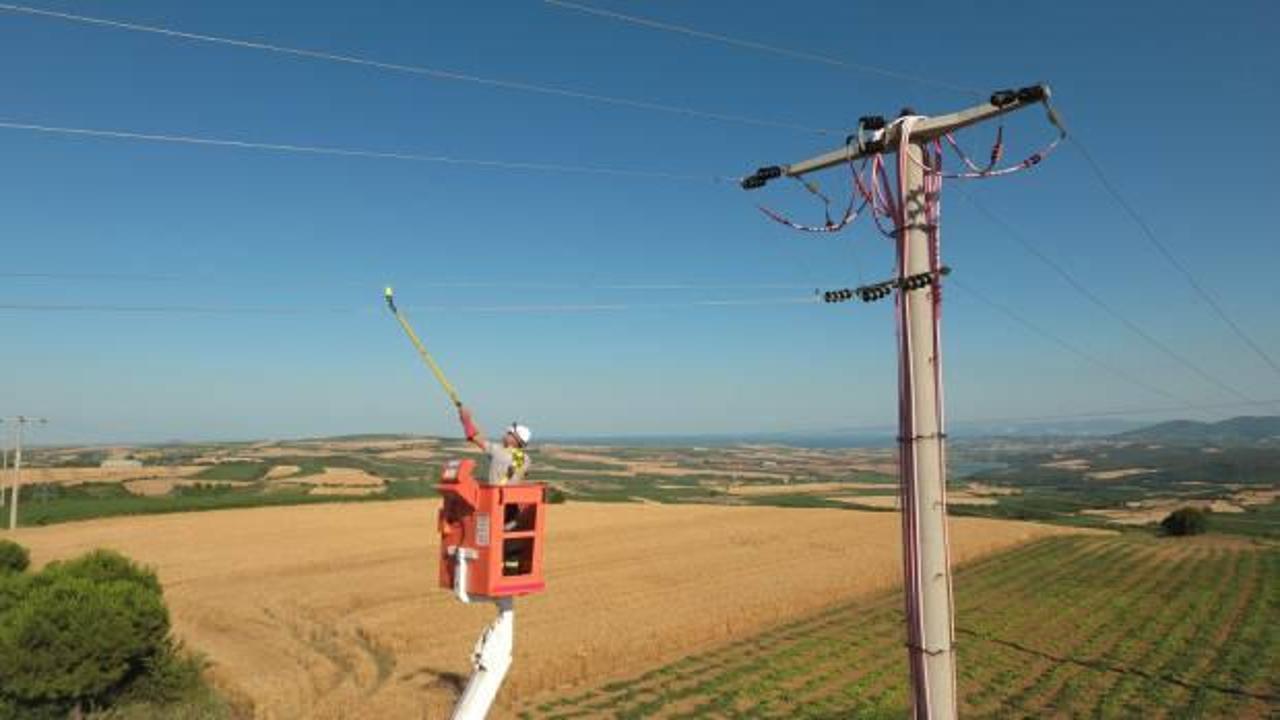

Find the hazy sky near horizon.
[{"left": 2, "top": 0, "right": 1278, "bottom": 444}]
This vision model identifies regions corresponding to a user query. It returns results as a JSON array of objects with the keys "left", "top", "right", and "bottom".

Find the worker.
[
  {"left": 458, "top": 405, "right": 534, "bottom": 572},
  {"left": 457, "top": 405, "right": 532, "bottom": 486}
]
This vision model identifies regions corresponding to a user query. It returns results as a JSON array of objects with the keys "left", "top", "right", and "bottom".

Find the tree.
[
  {"left": 0, "top": 549, "right": 174, "bottom": 718},
  {"left": 0, "top": 540, "right": 29, "bottom": 574},
  {"left": 1160, "top": 507, "right": 1208, "bottom": 536}
]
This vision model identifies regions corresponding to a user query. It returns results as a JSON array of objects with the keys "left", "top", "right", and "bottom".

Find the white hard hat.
[{"left": 509, "top": 423, "right": 532, "bottom": 447}]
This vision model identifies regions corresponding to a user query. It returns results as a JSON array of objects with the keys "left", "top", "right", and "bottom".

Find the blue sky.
[{"left": 1, "top": 0, "right": 1278, "bottom": 443}]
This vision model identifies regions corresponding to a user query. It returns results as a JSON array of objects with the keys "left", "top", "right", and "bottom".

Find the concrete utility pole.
[
  {"left": 741, "top": 86, "right": 1052, "bottom": 719},
  {"left": 3, "top": 416, "right": 48, "bottom": 531},
  {"left": 0, "top": 424, "right": 8, "bottom": 510}
]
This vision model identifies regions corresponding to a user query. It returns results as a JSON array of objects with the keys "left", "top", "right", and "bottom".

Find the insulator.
[
  {"left": 1017, "top": 85, "right": 1047, "bottom": 103},
  {"left": 755, "top": 166, "right": 783, "bottom": 180},
  {"left": 741, "top": 175, "right": 766, "bottom": 190},
  {"left": 858, "top": 115, "right": 886, "bottom": 131},
  {"left": 990, "top": 89, "right": 1017, "bottom": 107}
]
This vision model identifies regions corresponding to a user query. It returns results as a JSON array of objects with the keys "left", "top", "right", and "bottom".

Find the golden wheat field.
[{"left": 13, "top": 501, "right": 1084, "bottom": 719}]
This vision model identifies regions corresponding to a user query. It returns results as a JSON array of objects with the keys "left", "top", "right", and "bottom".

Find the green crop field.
[{"left": 520, "top": 535, "right": 1278, "bottom": 719}]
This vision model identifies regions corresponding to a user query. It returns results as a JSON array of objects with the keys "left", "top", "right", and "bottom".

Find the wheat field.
[{"left": 12, "top": 500, "right": 1084, "bottom": 718}]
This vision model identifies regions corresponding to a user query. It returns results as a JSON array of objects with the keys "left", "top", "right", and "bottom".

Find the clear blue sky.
[{"left": 1, "top": 0, "right": 1278, "bottom": 443}]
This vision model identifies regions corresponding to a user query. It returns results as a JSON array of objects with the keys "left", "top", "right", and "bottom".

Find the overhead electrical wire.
[
  {"left": 955, "top": 187, "right": 1253, "bottom": 404},
  {"left": 0, "top": 120, "right": 736, "bottom": 183},
  {"left": 546, "top": 0, "right": 1278, "bottom": 389},
  {"left": 1070, "top": 137, "right": 1280, "bottom": 382},
  {"left": 0, "top": 2, "right": 832, "bottom": 137},
  {"left": 0, "top": 296, "right": 819, "bottom": 316},
  {"left": 0, "top": 271, "right": 834, "bottom": 291},
  {"left": 543, "top": 0, "right": 982, "bottom": 97},
  {"left": 949, "top": 278, "right": 1193, "bottom": 407}
]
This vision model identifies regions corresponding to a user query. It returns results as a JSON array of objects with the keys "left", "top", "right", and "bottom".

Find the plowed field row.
[{"left": 522, "top": 536, "right": 1278, "bottom": 719}]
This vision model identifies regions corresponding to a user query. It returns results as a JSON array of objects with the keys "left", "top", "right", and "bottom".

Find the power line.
[
  {"left": 544, "top": 0, "right": 982, "bottom": 97},
  {"left": 0, "top": 120, "right": 735, "bottom": 182},
  {"left": 0, "top": 271, "right": 833, "bottom": 291},
  {"left": 543, "top": 0, "right": 1279, "bottom": 387},
  {"left": 1070, "top": 137, "right": 1280, "bottom": 381},
  {"left": 0, "top": 2, "right": 832, "bottom": 137},
  {"left": 949, "top": 278, "right": 1193, "bottom": 407},
  {"left": 0, "top": 296, "right": 819, "bottom": 316},
  {"left": 955, "top": 186, "right": 1253, "bottom": 403}
]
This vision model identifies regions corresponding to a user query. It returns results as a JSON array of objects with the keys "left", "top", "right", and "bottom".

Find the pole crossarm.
[{"left": 741, "top": 84, "right": 1057, "bottom": 187}]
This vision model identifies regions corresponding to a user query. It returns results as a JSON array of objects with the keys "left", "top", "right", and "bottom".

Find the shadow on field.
[
  {"left": 956, "top": 627, "right": 1277, "bottom": 703},
  {"left": 403, "top": 665, "right": 468, "bottom": 697}
]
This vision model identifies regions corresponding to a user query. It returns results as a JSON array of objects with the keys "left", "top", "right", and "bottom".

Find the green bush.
[
  {"left": 1160, "top": 506, "right": 1209, "bottom": 536},
  {"left": 0, "top": 551, "right": 174, "bottom": 718},
  {"left": 42, "top": 549, "right": 162, "bottom": 595},
  {"left": 0, "top": 540, "right": 29, "bottom": 574},
  {"left": 546, "top": 486, "right": 568, "bottom": 504},
  {"left": 0, "top": 572, "right": 31, "bottom": 616},
  {"left": 112, "top": 644, "right": 207, "bottom": 707},
  {"left": 0, "top": 575, "right": 169, "bottom": 708}
]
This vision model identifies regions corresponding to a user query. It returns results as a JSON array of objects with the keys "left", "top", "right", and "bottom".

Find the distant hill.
[{"left": 1115, "top": 415, "right": 1280, "bottom": 444}]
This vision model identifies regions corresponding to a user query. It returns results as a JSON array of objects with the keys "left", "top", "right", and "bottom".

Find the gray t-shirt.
[{"left": 485, "top": 441, "right": 531, "bottom": 485}]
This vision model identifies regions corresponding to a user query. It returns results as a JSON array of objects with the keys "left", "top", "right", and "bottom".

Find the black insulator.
[
  {"left": 898, "top": 107, "right": 917, "bottom": 118},
  {"left": 990, "top": 89, "right": 1017, "bottom": 107},
  {"left": 1017, "top": 85, "right": 1047, "bottom": 103},
  {"left": 755, "top": 166, "right": 783, "bottom": 180},
  {"left": 740, "top": 175, "right": 766, "bottom": 190},
  {"left": 859, "top": 115, "right": 886, "bottom": 131}
]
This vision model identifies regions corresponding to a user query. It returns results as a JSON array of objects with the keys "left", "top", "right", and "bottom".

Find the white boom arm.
[{"left": 450, "top": 597, "right": 515, "bottom": 720}]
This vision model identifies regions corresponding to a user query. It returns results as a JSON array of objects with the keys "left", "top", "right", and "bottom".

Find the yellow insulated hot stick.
[{"left": 384, "top": 286, "right": 462, "bottom": 408}]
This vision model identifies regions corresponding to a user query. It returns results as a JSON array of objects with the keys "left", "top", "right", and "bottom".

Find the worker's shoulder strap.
[{"left": 500, "top": 447, "right": 528, "bottom": 485}]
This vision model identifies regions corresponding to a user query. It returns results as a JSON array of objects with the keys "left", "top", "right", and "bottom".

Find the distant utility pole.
[
  {"left": 0, "top": 425, "right": 8, "bottom": 510},
  {"left": 3, "top": 416, "right": 48, "bottom": 531},
  {"left": 741, "top": 86, "right": 1052, "bottom": 719}
]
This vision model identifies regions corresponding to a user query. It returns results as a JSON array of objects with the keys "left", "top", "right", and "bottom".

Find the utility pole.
[
  {"left": 3, "top": 416, "right": 48, "bottom": 531},
  {"left": 740, "top": 85, "right": 1054, "bottom": 719},
  {"left": 0, "top": 423, "right": 8, "bottom": 510}
]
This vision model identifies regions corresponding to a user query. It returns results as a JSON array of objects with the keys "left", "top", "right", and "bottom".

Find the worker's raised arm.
[{"left": 458, "top": 405, "right": 487, "bottom": 451}]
